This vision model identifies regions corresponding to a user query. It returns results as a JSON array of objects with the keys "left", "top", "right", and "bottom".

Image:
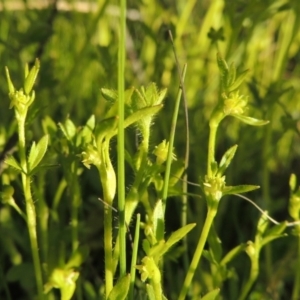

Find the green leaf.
[
  {"left": 211, "top": 161, "right": 218, "bottom": 176},
  {"left": 231, "top": 114, "right": 269, "bottom": 126},
  {"left": 256, "top": 213, "right": 269, "bottom": 236},
  {"left": 227, "top": 62, "right": 236, "bottom": 87},
  {"left": 133, "top": 84, "right": 166, "bottom": 109},
  {"left": 153, "top": 200, "right": 164, "bottom": 241},
  {"left": 220, "top": 243, "right": 248, "bottom": 266},
  {"left": 146, "top": 284, "right": 156, "bottom": 300},
  {"left": 108, "top": 275, "right": 130, "bottom": 300},
  {"left": 58, "top": 119, "right": 77, "bottom": 141},
  {"left": 260, "top": 233, "right": 287, "bottom": 248},
  {"left": 260, "top": 222, "right": 287, "bottom": 248},
  {"left": 61, "top": 281, "right": 77, "bottom": 300},
  {"left": 65, "top": 245, "right": 89, "bottom": 269},
  {"left": 77, "top": 115, "right": 95, "bottom": 146},
  {"left": 217, "top": 53, "right": 229, "bottom": 89},
  {"left": 264, "top": 221, "right": 287, "bottom": 237},
  {"left": 289, "top": 173, "right": 297, "bottom": 191},
  {"left": 28, "top": 135, "right": 48, "bottom": 172},
  {"left": 148, "top": 240, "right": 166, "bottom": 259},
  {"left": 5, "top": 156, "right": 23, "bottom": 172},
  {"left": 201, "top": 288, "right": 220, "bottom": 300},
  {"left": 222, "top": 185, "right": 260, "bottom": 195},
  {"left": 42, "top": 115, "right": 58, "bottom": 136},
  {"left": 217, "top": 145, "right": 238, "bottom": 176},
  {"left": 123, "top": 105, "right": 163, "bottom": 130},
  {"left": 142, "top": 239, "right": 151, "bottom": 255},
  {"left": 228, "top": 69, "right": 249, "bottom": 92},
  {"left": 24, "top": 58, "right": 40, "bottom": 95},
  {"left": 163, "top": 223, "right": 196, "bottom": 254},
  {"left": 102, "top": 87, "right": 134, "bottom": 118},
  {"left": 101, "top": 88, "right": 118, "bottom": 103},
  {"left": 96, "top": 116, "right": 119, "bottom": 142},
  {"left": 5, "top": 66, "right": 15, "bottom": 95},
  {"left": 207, "top": 224, "right": 222, "bottom": 262},
  {"left": 6, "top": 263, "right": 35, "bottom": 290}
]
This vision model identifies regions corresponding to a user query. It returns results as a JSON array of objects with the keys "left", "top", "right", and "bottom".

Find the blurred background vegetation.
[{"left": 1, "top": 0, "right": 300, "bottom": 299}]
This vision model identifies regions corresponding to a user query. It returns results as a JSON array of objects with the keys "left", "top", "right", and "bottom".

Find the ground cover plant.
[{"left": 1, "top": 0, "right": 300, "bottom": 299}]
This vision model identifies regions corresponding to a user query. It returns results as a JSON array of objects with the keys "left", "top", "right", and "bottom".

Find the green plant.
[
  {"left": 5, "top": 59, "right": 46, "bottom": 300},
  {"left": 1, "top": 1, "right": 300, "bottom": 300}
]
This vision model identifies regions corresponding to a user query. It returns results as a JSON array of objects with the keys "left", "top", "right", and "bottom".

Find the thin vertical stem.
[
  {"left": 128, "top": 214, "right": 141, "bottom": 300},
  {"left": 178, "top": 207, "right": 218, "bottom": 300},
  {"left": 207, "top": 122, "right": 218, "bottom": 177},
  {"left": 18, "top": 117, "right": 44, "bottom": 300},
  {"left": 118, "top": 0, "right": 127, "bottom": 277},
  {"left": 292, "top": 228, "right": 300, "bottom": 299},
  {"left": 162, "top": 64, "right": 187, "bottom": 213},
  {"left": 100, "top": 140, "right": 116, "bottom": 298},
  {"left": 238, "top": 256, "right": 259, "bottom": 300}
]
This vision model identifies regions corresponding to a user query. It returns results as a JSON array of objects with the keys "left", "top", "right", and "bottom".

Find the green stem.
[
  {"left": 292, "top": 228, "right": 300, "bottom": 299},
  {"left": 207, "top": 122, "right": 218, "bottom": 177},
  {"left": 162, "top": 64, "right": 187, "bottom": 213},
  {"left": 104, "top": 202, "right": 113, "bottom": 299},
  {"left": 152, "top": 279, "right": 163, "bottom": 300},
  {"left": 117, "top": 0, "right": 127, "bottom": 278},
  {"left": 70, "top": 162, "right": 82, "bottom": 300},
  {"left": 238, "top": 256, "right": 259, "bottom": 300},
  {"left": 100, "top": 141, "right": 116, "bottom": 298},
  {"left": 207, "top": 107, "right": 224, "bottom": 178},
  {"left": 178, "top": 207, "right": 218, "bottom": 300},
  {"left": 18, "top": 117, "right": 44, "bottom": 300},
  {"left": 70, "top": 162, "right": 80, "bottom": 251},
  {"left": 262, "top": 112, "right": 272, "bottom": 277},
  {"left": 129, "top": 214, "right": 141, "bottom": 300}
]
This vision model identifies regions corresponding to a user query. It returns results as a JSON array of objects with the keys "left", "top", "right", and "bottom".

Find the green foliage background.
[{"left": 1, "top": 0, "right": 300, "bottom": 299}]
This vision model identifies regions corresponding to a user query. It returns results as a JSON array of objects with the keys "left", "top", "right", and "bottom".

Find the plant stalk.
[
  {"left": 238, "top": 256, "right": 259, "bottom": 300},
  {"left": 117, "top": 0, "right": 127, "bottom": 278},
  {"left": 18, "top": 117, "right": 44, "bottom": 300},
  {"left": 292, "top": 228, "right": 300, "bottom": 299},
  {"left": 178, "top": 207, "right": 217, "bottom": 300},
  {"left": 162, "top": 64, "right": 187, "bottom": 213}
]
